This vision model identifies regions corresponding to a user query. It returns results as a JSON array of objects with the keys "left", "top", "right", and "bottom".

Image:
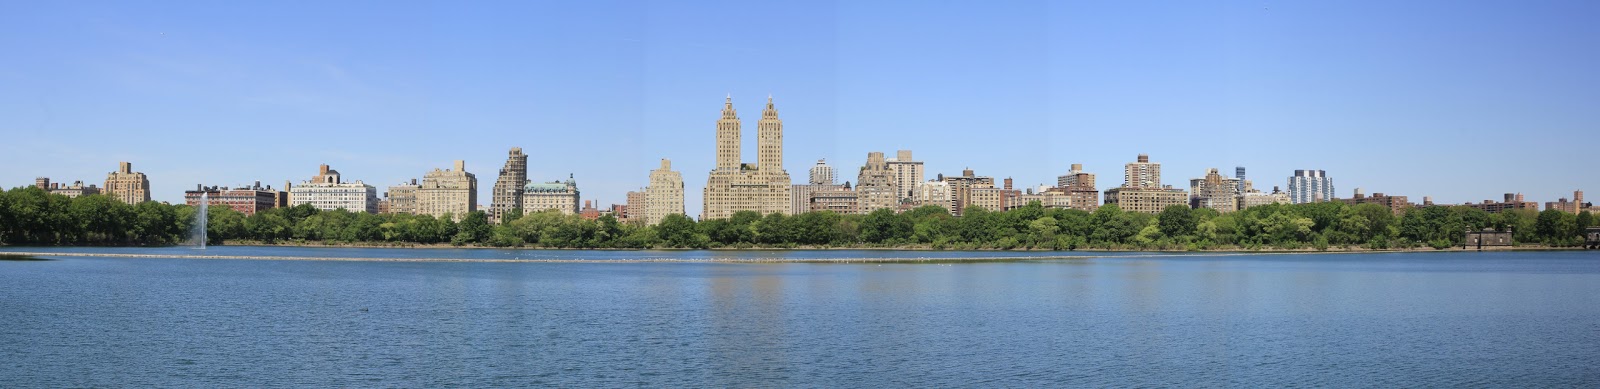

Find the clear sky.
[{"left": 3, "top": 1, "right": 1597, "bottom": 210}]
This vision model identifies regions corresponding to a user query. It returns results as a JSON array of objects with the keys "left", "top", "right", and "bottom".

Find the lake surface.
[{"left": 2, "top": 247, "right": 1598, "bottom": 387}]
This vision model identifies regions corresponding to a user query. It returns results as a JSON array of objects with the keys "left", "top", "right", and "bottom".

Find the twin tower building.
[{"left": 483, "top": 95, "right": 791, "bottom": 224}]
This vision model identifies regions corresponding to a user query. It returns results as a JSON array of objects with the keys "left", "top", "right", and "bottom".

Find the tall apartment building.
[
  {"left": 886, "top": 150, "right": 924, "bottom": 201},
  {"left": 1053, "top": 163, "right": 1100, "bottom": 211},
  {"left": 1189, "top": 168, "right": 1241, "bottom": 213},
  {"left": 856, "top": 151, "right": 899, "bottom": 213},
  {"left": 523, "top": 175, "right": 580, "bottom": 215},
  {"left": 642, "top": 159, "right": 685, "bottom": 226},
  {"left": 104, "top": 162, "right": 151, "bottom": 204},
  {"left": 489, "top": 147, "right": 528, "bottom": 223},
  {"left": 1057, "top": 164, "right": 1096, "bottom": 189},
  {"left": 623, "top": 190, "right": 645, "bottom": 223},
  {"left": 939, "top": 168, "right": 995, "bottom": 216},
  {"left": 184, "top": 182, "right": 284, "bottom": 215},
  {"left": 34, "top": 177, "right": 101, "bottom": 198},
  {"left": 970, "top": 178, "right": 1022, "bottom": 212},
  {"left": 702, "top": 96, "right": 792, "bottom": 220},
  {"left": 384, "top": 180, "right": 420, "bottom": 215},
  {"left": 1124, "top": 154, "right": 1161, "bottom": 189},
  {"left": 1236, "top": 166, "right": 1247, "bottom": 193},
  {"left": 1460, "top": 193, "right": 1538, "bottom": 213},
  {"left": 1288, "top": 170, "right": 1335, "bottom": 204},
  {"left": 416, "top": 160, "right": 477, "bottom": 220},
  {"left": 808, "top": 183, "right": 861, "bottom": 215},
  {"left": 291, "top": 164, "right": 378, "bottom": 213},
  {"left": 809, "top": 159, "right": 835, "bottom": 185},
  {"left": 1104, "top": 154, "right": 1187, "bottom": 214}
]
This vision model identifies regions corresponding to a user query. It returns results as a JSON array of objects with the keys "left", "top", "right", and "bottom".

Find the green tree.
[
  {"left": 656, "top": 213, "right": 705, "bottom": 248},
  {"left": 453, "top": 211, "right": 492, "bottom": 245},
  {"left": 1157, "top": 204, "right": 1196, "bottom": 238},
  {"left": 859, "top": 208, "right": 911, "bottom": 244}
]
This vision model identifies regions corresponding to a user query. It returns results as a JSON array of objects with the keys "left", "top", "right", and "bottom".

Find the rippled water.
[{"left": 2, "top": 248, "right": 1597, "bottom": 386}]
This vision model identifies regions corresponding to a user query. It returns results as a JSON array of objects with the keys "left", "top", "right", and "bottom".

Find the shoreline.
[
  {"left": 218, "top": 241, "right": 1583, "bottom": 253},
  {"left": 0, "top": 248, "right": 1575, "bottom": 264}
]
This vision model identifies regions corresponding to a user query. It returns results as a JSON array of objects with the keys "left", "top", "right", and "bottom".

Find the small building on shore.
[
  {"left": 1464, "top": 228, "right": 1513, "bottom": 250},
  {"left": 1586, "top": 227, "right": 1600, "bottom": 249}
]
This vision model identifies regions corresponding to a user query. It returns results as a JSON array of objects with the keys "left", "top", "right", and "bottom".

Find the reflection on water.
[{"left": 0, "top": 249, "right": 1597, "bottom": 386}]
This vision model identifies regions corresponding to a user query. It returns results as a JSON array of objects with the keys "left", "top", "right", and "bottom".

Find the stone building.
[
  {"left": 791, "top": 183, "right": 843, "bottom": 215},
  {"left": 1239, "top": 186, "right": 1292, "bottom": 210},
  {"left": 855, "top": 151, "right": 899, "bottom": 213},
  {"left": 702, "top": 96, "right": 792, "bottom": 220},
  {"left": 642, "top": 159, "right": 685, "bottom": 226},
  {"left": 1189, "top": 168, "right": 1241, "bottom": 213},
  {"left": 913, "top": 181, "right": 956, "bottom": 214},
  {"left": 1546, "top": 190, "right": 1592, "bottom": 214},
  {"left": 489, "top": 147, "right": 528, "bottom": 223},
  {"left": 623, "top": 190, "right": 645, "bottom": 223},
  {"left": 291, "top": 164, "right": 378, "bottom": 213},
  {"left": 415, "top": 160, "right": 477, "bottom": 221},
  {"left": 383, "top": 180, "right": 420, "bottom": 215},
  {"left": 104, "top": 162, "right": 151, "bottom": 204},
  {"left": 969, "top": 178, "right": 1023, "bottom": 212},
  {"left": 1047, "top": 163, "right": 1100, "bottom": 211},
  {"left": 35, "top": 177, "right": 101, "bottom": 198},
  {"left": 887, "top": 150, "right": 924, "bottom": 201},
  {"left": 809, "top": 183, "right": 861, "bottom": 215},
  {"left": 184, "top": 182, "right": 284, "bottom": 216},
  {"left": 523, "top": 175, "right": 580, "bottom": 215}
]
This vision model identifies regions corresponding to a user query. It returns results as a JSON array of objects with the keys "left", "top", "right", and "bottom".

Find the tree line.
[{"left": 2, "top": 185, "right": 1594, "bottom": 250}]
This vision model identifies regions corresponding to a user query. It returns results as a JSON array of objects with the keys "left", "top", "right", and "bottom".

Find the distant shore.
[{"left": 212, "top": 240, "right": 1581, "bottom": 253}]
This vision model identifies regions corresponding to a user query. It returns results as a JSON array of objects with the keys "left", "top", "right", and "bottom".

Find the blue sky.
[{"left": 3, "top": 1, "right": 1597, "bottom": 209}]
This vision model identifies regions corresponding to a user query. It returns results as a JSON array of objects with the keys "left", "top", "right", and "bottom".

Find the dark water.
[{"left": 2, "top": 248, "right": 1598, "bottom": 387}]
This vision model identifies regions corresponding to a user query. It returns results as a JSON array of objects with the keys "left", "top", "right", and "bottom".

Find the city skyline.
[{"left": 4, "top": 1, "right": 1598, "bottom": 209}]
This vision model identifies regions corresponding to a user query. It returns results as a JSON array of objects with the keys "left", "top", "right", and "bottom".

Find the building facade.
[
  {"left": 642, "top": 159, "right": 685, "bottom": 226},
  {"left": 384, "top": 180, "right": 420, "bottom": 215},
  {"left": 523, "top": 176, "right": 580, "bottom": 215},
  {"left": 489, "top": 147, "right": 528, "bottom": 223},
  {"left": 1460, "top": 193, "right": 1538, "bottom": 214},
  {"left": 1189, "top": 168, "right": 1241, "bottom": 213},
  {"left": 184, "top": 182, "right": 283, "bottom": 216},
  {"left": 291, "top": 164, "right": 378, "bottom": 213},
  {"left": 417, "top": 160, "right": 477, "bottom": 220},
  {"left": 913, "top": 181, "right": 956, "bottom": 214},
  {"left": 104, "top": 162, "right": 151, "bottom": 204},
  {"left": 939, "top": 169, "right": 995, "bottom": 216},
  {"left": 887, "top": 150, "right": 924, "bottom": 201},
  {"left": 808, "top": 185, "right": 861, "bottom": 215},
  {"left": 1546, "top": 190, "right": 1590, "bottom": 214},
  {"left": 808, "top": 159, "right": 835, "bottom": 185},
  {"left": 35, "top": 177, "right": 101, "bottom": 198},
  {"left": 1239, "top": 186, "right": 1292, "bottom": 210},
  {"left": 791, "top": 183, "right": 845, "bottom": 215},
  {"left": 1104, "top": 154, "right": 1187, "bottom": 214},
  {"left": 1288, "top": 170, "right": 1335, "bottom": 204},
  {"left": 856, "top": 151, "right": 899, "bottom": 213},
  {"left": 1338, "top": 189, "right": 1411, "bottom": 215},
  {"left": 702, "top": 96, "right": 793, "bottom": 220}
]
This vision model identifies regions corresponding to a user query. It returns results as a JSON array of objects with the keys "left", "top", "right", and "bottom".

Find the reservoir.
[{"left": 2, "top": 247, "right": 1597, "bottom": 386}]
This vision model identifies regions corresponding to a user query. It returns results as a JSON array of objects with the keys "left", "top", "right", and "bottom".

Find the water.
[{"left": 2, "top": 247, "right": 1597, "bottom": 387}]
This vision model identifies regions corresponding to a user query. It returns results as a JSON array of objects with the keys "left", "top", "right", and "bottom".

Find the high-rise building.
[
  {"left": 623, "top": 190, "right": 645, "bottom": 223},
  {"left": 1235, "top": 166, "right": 1247, "bottom": 193},
  {"left": 291, "top": 164, "right": 378, "bottom": 213},
  {"left": 384, "top": 180, "right": 420, "bottom": 215},
  {"left": 104, "top": 162, "right": 151, "bottom": 204},
  {"left": 1288, "top": 170, "right": 1335, "bottom": 204},
  {"left": 791, "top": 183, "right": 844, "bottom": 215},
  {"left": 642, "top": 159, "right": 685, "bottom": 226},
  {"left": 523, "top": 175, "right": 580, "bottom": 215},
  {"left": 1546, "top": 190, "right": 1590, "bottom": 214},
  {"left": 417, "top": 160, "right": 477, "bottom": 221},
  {"left": 702, "top": 96, "right": 793, "bottom": 220},
  {"left": 886, "top": 150, "right": 924, "bottom": 201},
  {"left": 489, "top": 147, "right": 528, "bottom": 223},
  {"left": 1123, "top": 154, "right": 1161, "bottom": 189},
  {"left": 856, "top": 151, "right": 898, "bottom": 212},
  {"left": 938, "top": 168, "right": 995, "bottom": 216},
  {"left": 808, "top": 183, "right": 861, "bottom": 215},
  {"left": 809, "top": 159, "right": 835, "bottom": 185},
  {"left": 1189, "top": 168, "right": 1241, "bottom": 213},
  {"left": 1050, "top": 163, "right": 1100, "bottom": 211},
  {"left": 184, "top": 182, "right": 284, "bottom": 216},
  {"left": 1104, "top": 154, "right": 1187, "bottom": 214},
  {"left": 913, "top": 181, "right": 956, "bottom": 214}
]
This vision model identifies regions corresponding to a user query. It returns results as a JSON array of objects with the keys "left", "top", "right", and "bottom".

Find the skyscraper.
[
  {"left": 1288, "top": 170, "right": 1335, "bottom": 204},
  {"left": 643, "top": 159, "right": 685, "bottom": 226},
  {"left": 1123, "top": 154, "right": 1161, "bottom": 189},
  {"left": 489, "top": 147, "right": 527, "bottom": 223},
  {"left": 856, "top": 151, "right": 898, "bottom": 212},
  {"left": 103, "top": 161, "right": 151, "bottom": 204},
  {"left": 1235, "top": 166, "right": 1247, "bottom": 193},
  {"left": 886, "top": 150, "right": 924, "bottom": 201},
  {"left": 702, "top": 95, "right": 793, "bottom": 220},
  {"left": 1104, "top": 154, "right": 1187, "bottom": 214}
]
